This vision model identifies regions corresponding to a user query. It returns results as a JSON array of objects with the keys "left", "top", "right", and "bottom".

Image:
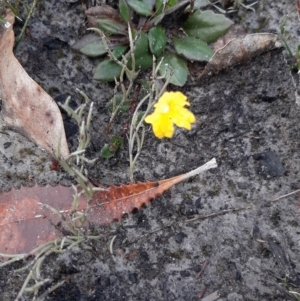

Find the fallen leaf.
[
  {"left": 0, "top": 10, "right": 69, "bottom": 158},
  {"left": 211, "top": 25, "right": 246, "bottom": 52},
  {"left": 85, "top": 5, "right": 127, "bottom": 35},
  {"left": 200, "top": 33, "right": 282, "bottom": 79},
  {"left": 0, "top": 158, "right": 217, "bottom": 256}
]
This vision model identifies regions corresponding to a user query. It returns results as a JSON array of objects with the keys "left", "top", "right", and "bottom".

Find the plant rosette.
[{"left": 72, "top": 0, "right": 233, "bottom": 86}]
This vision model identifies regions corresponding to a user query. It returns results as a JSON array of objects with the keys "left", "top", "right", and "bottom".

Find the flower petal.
[
  {"left": 145, "top": 91, "right": 195, "bottom": 139},
  {"left": 154, "top": 91, "right": 188, "bottom": 112},
  {"left": 152, "top": 115, "right": 174, "bottom": 138},
  {"left": 171, "top": 108, "right": 196, "bottom": 129},
  {"left": 145, "top": 112, "right": 159, "bottom": 124}
]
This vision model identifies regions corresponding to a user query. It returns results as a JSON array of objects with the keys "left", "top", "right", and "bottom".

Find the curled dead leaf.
[
  {"left": 0, "top": 158, "right": 217, "bottom": 256},
  {"left": 201, "top": 33, "right": 282, "bottom": 79},
  {"left": 0, "top": 10, "right": 69, "bottom": 158}
]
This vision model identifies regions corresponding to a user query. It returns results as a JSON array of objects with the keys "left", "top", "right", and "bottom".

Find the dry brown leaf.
[
  {"left": 201, "top": 33, "right": 281, "bottom": 79},
  {"left": 211, "top": 25, "right": 246, "bottom": 52},
  {"left": 85, "top": 5, "right": 127, "bottom": 35},
  {"left": 0, "top": 10, "right": 69, "bottom": 158},
  {"left": 0, "top": 159, "right": 217, "bottom": 256}
]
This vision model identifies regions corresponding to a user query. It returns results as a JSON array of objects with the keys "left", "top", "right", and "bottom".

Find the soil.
[{"left": 1, "top": 1, "right": 300, "bottom": 300}]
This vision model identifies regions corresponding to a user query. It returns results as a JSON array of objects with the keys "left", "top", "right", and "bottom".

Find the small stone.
[
  {"left": 139, "top": 250, "right": 149, "bottom": 261},
  {"left": 237, "top": 182, "right": 248, "bottom": 190},
  {"left": 109, "top": 157, "right": 119, "bottom": 167},
  {"left": 109, "top": 274, "right": 118, "bottom": 285},
  {"left": 180, "top": 201, "right": 198, "bottom": 217},
  {"left": 3, "top": 142, "right": 11, "bottom": 149},
  {"left": 253, "top": 151, "right": 285, "bottom": 179},
  {"left": 180, "top": 270, "right": 191, "bottom": 277},
  {"left": 128, "top": 273, "right": 138, "bottom": 284},
  {"left": 175, "top": 232, "right": 186, "bottom": 244},
  {"left": 195, "top": 197, "right": 202, "bottom": 209}
]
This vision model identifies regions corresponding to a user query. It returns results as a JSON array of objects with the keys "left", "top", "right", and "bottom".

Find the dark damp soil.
[{"left": 1, "top": 1, "right": 300, "bottom": 300}]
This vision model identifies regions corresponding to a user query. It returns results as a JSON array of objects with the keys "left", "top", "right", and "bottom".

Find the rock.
[
  {"left": 253, "top": 150, "right": 285, "bottom": 179},
  {"left": 175, "top": 232, "right": 187, "bottom": 244},
  {"left": 128, "top": 273, "right": 138, "bottom": 284}
]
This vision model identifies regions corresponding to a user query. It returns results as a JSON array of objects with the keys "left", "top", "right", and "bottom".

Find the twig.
[
  {"left": 269, "top": 189, "right": 300, "bottom": 203},
  {"left": 196, "top": 260, "right": 209, "bottom": 278},
  {"left": 185, "top": 206, "right": 252, "bottom": 223},
  {"left": 109, "top": 235, "right": 117, "bottom": 255},
  {"left": 197, "top": 286, "right": 209, "bottom": 299},
  {"left": 14, "top": 0, "right": 39, "bottom": 49}
]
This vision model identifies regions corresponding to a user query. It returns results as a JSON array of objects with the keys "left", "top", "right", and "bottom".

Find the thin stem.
[{"left": 14, "top": 0, "right": 39, "bottom": 49}]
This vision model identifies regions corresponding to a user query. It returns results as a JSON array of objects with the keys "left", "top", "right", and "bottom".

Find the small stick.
[
  {"left": 197, "top": 286, "right": 208, "bottom": 299},
  {"left": 185, "top": 206, "right": 252, "bottom": 223},
  {"left": 196, "top": 260, "right": 209, "bottom": 278},
  {"left": 269, "top": 189, "right": 300, "bottom": 203},
  {"left": 109, "top": 235, "right": 117, "bottom": 255},
  {"left": 14, "top": 0, "right": 39, "bottom": 49}
]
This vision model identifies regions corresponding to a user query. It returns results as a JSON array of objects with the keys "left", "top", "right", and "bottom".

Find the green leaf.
[
  {"left": 100, "top": 137, "right": 124, "bottom": 158},
  {"left": 134, "top": 32, "right": 149, "bottom": 57},
  {"left": 99, "top": 19, "right": 127, "bottom": 35},
  {"left": 128, "top": 32, "right": 153, "bottom": 70},
  {"left": 158, "top": 53, "right": 188, "bottom": 86},
  {"left": 183, "top": 10, "right": 233, "bottom": 43},
  {"left": 173, "top": 36, "right": 213, "bottom": 61},
  {"left": 79, "top": 41, "right": 107, "bottom": 57},
  {"left": 143, "top": 0, "right": 156, "bottom": 9},
  {"left": 100, "top": 144, "right": 114, "bottom": 158},
  {"left": 111, "top": 136, "right": 124, "bottom": 151},
  {"left": 108, "top": 96, "right": 130, "bottom": 113},
  {"left": 112, "top": 45, "right": 128, "bottom": 59},
  {"left": 148, "top": 26, "right": 166, "bottom": 56},
  {"left": 134, "top": 54, "right": 153, "bottom": 70},
  {"left": 150, "top": 0, "right": 189, "bottom": 25},
  {"left": 151, "top": 12, "right": 165, "bottom": 26},
  {"left": 185, "top": 0, "right": 208, "bottom": 12},
  {"left": 72, "top": 34, "right": 104, "bottom": 57},
  {"left": 119, "top": 0, "right": 131, "bottom": 22},
  {"left": 134, "top": 32, "right": 153, "bottom": 70},
  {"left": 155, "top": 0, "right": 178, "bottom": 14},
  {"left": 127, "top": 0, "right": 152, "bottom": 16},
  {"left": 94, "top": 60, "right": 122, "bottom": 82}
]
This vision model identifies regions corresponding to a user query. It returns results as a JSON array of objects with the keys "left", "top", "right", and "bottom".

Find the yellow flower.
[{"left": 145, "top": 91, "right": 196, "bottom": 139}]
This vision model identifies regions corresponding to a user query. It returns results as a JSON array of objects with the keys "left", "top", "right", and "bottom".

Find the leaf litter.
[
  {"left": 0, "top": 1, "right": 295, "bottom": 300},
  {"left": 201, "top": 33, "right": 282, "bottom": 78},
  {"left": 0, "top": 159, "right": 217, "bottom": 255},
  {"left": 0, "top": 10, "right": 69, "bottom": 158}
]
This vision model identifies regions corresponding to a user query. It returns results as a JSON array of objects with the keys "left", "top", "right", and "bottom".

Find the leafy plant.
[
  {"left": 280, "top": 16, "right": 300, "bottom": 70},
  {"left": 101, "top": 136, "right": 124, "bottom": 158},
  {"left": 73, "top": 0, "right": 233, "bottom": 86}
]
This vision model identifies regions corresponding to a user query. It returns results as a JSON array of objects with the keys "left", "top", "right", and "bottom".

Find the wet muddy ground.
[{"left": 1, "top": 1, "right": 300, "bottom": 300}]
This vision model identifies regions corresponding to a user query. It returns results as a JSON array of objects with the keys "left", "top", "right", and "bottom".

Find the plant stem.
[{"left": 14, "top": 0, "right": 39, "bottom": 50}]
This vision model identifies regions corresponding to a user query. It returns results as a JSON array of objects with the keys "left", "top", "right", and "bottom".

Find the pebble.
[
  {"left": 253, "top": 150, "right": 285, "bottom": 179},
  {"left": 128, "top": 273, "right": 138, "bottom": 284},
  {"left": 175, "top": 232, "right": 186, "bottom": 244}
]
